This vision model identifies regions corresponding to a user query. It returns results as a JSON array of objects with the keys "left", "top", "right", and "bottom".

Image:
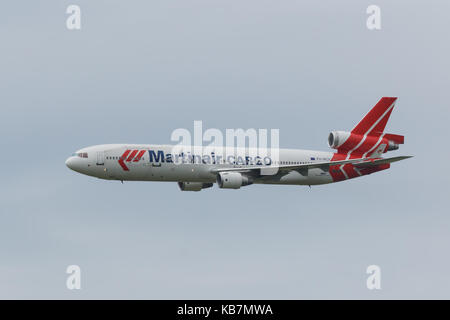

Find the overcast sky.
[{"left": 1, "top": 0, "right": 449, "bottom": 299}]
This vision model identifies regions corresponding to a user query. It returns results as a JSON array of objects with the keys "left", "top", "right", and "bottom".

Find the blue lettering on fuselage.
[
  {"left": 147, "top": 149, "right": 271, "bottom": 166},
  {"left": 149, "top": 150, "right": 165, "bottom": 162}
]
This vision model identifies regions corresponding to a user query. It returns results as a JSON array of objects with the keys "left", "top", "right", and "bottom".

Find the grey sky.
[{"left": 0, "top": 0, "right": 449, "bottom": 299}]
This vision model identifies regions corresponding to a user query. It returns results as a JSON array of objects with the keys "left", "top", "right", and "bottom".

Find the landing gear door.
[{"left": 96, "top": 151, "right": 105, "bottom": 165}]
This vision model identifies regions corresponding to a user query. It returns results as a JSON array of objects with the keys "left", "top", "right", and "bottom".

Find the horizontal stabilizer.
[
  {"left": 384, "top": 133, "right": 404, "bottom": 144},
  {"left": 354, "top": 156, "right": 412, "bottom": 168}
]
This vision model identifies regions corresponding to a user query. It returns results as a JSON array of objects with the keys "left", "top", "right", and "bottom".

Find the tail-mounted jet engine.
[
  {"left": 328, "top": 131, "right": 351, "bottom": 149},
  {"left": 177, "top": 182, "right": 213, "bottom": 192},
  {"left": 328, "top": 131, "right": 404, "bottom": 154},
  {"left": 217, "top": 172, "right": 253, "bottom": 189}
]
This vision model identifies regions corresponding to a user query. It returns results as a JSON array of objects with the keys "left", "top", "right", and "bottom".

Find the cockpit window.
[{"left": 72, "top": 152, "right": 88, "bottom": 158}]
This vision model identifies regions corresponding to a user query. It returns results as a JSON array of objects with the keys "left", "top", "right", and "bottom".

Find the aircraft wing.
[
  {"left": 210, "top": 157, "right": 368, "bottom": 174},
  {"left": 210, "top": 156, "right": 412, "bottom": 175}
]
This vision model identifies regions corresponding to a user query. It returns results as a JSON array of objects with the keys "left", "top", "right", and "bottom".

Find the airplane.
[{"left": 65, "top": 97, "right": 412, "bottom": 191}]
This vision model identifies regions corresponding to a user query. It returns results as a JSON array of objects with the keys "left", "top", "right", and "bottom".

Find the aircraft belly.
[
  {"left": 114, "top": 163, "right": 215, "bottom": 183},
  {"left": 257, "top": 169, "right": 333, "bottom": 185}
]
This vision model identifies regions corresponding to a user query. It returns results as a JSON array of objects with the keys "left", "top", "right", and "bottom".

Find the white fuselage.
[{"left": 65, "top": 144, "right": 335, "bottom": 186}]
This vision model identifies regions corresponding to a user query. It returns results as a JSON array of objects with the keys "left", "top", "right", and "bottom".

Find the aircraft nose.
[{"left": 65, "top": 157, "right": 76, "bottom": 170}]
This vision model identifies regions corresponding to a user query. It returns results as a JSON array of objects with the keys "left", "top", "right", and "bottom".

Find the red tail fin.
[{"left": 351, "top": 97, "right": 397, "bottom": 135}]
